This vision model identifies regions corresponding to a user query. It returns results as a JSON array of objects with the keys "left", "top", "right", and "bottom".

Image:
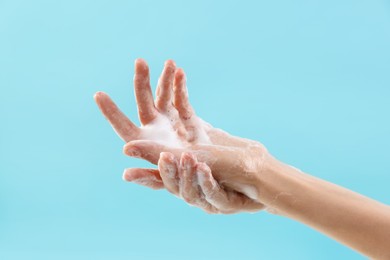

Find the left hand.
[{"left": 139, "top": 151, "right": 263, "bottom": 214}]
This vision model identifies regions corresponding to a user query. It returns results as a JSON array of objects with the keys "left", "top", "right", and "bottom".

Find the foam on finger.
[
  {"left": 158, "top": 152, "right": 180, "bottom": 194},
  {"left": 140, "top": 114, "right": 184, "bottom": 148}
]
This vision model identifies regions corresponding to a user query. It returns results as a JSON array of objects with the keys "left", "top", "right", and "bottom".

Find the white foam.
[
  {"left": 140, "top": 114, "right": 183, "bottom": 148},
  {"left": 139, "top": 114, "right": 212, "bottom": 148},
  {"left": 237, "top": 184, "right": 258, "bottom": 200},
  {"left": 191, "top": 117, "right": 212, "bottom": 145},
  {"left": 165, "top": 163, "right": 177, "bottom": 179}
]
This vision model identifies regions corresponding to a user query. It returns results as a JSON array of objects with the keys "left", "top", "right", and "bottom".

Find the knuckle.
[
  {"left": 166, "top": 186, "right": 179, "bottom": 196},
  {"left": 182, "top": 195, "right": 196, "bottom": 204},
  {"left": 203, "top": 207, "right": 217, "bottom": 214},
  {"left": 219, "top": 208, "right": 237, "bottom": 214}
]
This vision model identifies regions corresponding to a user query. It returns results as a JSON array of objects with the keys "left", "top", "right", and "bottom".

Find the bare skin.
[{"left": 94, "top": 59, "right": 390, "bottom": 259}]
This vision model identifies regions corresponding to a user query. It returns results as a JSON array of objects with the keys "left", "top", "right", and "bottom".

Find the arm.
[{"left": 259, "top": 156, "right": 390, "bottom": 259}]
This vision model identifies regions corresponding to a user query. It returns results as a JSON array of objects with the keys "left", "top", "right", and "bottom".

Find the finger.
[
  {"left": 197, "top": 163, "right": 264, "bottom": 213},
  {"left": 123, "top": 168, "right": 164, "bottom": 190},
  {"left": 159, "top": 152, "right": 218, "bottom": 213},
  {"left": 123, "top": 140, "right": 242, "bottom": 179},
  {"left": 134, "top": 58, "right": 158, "bottom": 125},
  {"left": 94, "top": 91, "right": 140, "bottom": 142},
  {"left": 178, "top": 152, "right": 200, "bottom": 204},
  {"left": 173, "top": 68, "right": 194, "bottom": 120},
  {"left": 196, "top": 199, "right": 218, "bottom": 214},
  {"left": 158, "top": 152, "right": 180, "bottom": 195},
  {"left": 123, "top": 140, "right": 183, "bottom": 164},
  {"left": 192, "top": 196, "right": 221, "bottom": 214},
  {"left": 155, "top": 60, "right": 176, "bottom": 112},
  {"left": 196, "top": 162, "right": 232, "bottom": 212},
  {"left": 175, "top": 152, "right": 219, "bottom": 213}
]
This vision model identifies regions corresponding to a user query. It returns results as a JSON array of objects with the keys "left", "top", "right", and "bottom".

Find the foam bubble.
[
  {"left": 139, "top": 114, "right": 212, "bottom": 148},
  {"left": 140, "top": 114, "right": 183, "bottom": 148}
]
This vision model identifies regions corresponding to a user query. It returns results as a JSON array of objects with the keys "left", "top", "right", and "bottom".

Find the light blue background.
[{"left": 1, "top": 0, "right": 389, "bottom": 259}]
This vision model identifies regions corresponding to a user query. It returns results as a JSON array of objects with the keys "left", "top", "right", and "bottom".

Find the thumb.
[
  {"left": 123, "top": 140, "right": 183, "bottom": 165},
  {"left": 123, "top": 140, "right": 241, "bottom": 173}
]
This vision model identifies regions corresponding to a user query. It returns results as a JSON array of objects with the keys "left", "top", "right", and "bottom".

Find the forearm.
[{"left": 258, "top": 155, "right": 390, "bottom": 259}]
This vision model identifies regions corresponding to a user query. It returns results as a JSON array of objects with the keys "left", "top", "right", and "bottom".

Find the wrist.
[{"left": 254, "top": 154, "right": 309, "bottom": 214}]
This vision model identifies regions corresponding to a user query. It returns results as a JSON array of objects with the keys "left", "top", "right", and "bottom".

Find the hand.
[
  {"left": 150, "top": 151, "right": 263, "bottom": 214},
  {"left": 94, "top": 59, "right": 267, "bottom": 213},
  {"left": 94, "top": 58, "right": 205, "bottom": 147}
]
